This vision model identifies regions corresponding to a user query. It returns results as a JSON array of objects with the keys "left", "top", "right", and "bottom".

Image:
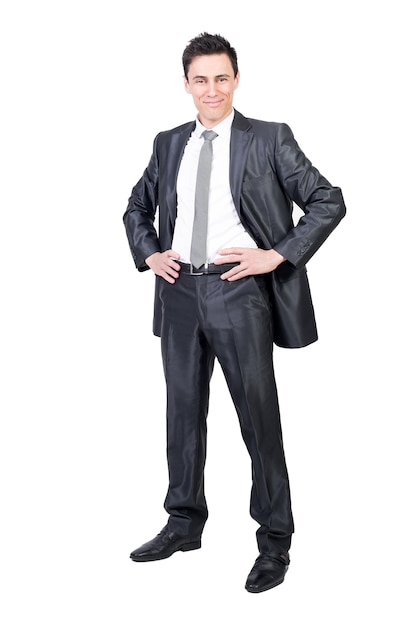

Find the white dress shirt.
[{"left": 172, "top": 109, "right": 258, "bottom": 264}]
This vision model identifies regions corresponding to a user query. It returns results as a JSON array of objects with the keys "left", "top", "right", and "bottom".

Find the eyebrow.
[{"left": 191, "top": 73, "right": 231, "bottom": 81}]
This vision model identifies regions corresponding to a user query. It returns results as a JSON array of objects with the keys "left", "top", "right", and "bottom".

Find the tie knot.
[{"left": 202, "top": 130, "right": 218, "bottom": 142}]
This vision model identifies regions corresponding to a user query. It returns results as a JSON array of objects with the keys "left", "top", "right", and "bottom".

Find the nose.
[{"left": 206, "top": 80, "right": 217, "bottom": 96}]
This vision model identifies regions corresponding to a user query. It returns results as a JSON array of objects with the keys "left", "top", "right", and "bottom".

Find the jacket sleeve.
[
  {"left": 122, "top": 135, "right": 161, "bottom": 271},
  {"left": 273, "top": 123, "right": 346, "bottom": 269}
]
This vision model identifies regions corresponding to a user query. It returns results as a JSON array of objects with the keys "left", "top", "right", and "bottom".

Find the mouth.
[{"left": 203, "top": 100, "right": 223, "bottom": 107}]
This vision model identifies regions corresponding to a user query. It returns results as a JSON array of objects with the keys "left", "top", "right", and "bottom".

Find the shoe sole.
[
  {"left": 245, "top": 577, "right": 285, "bottom": 593},
  {"left": 130, "top": 540, "right": 201, "bottom": 562}
]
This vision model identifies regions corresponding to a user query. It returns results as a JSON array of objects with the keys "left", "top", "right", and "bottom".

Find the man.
[{"left": 123, "top": 32, "right": 346, "bottom": 593}]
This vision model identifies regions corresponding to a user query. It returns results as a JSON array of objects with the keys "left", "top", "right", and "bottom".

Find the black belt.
[{"left": 178, "top": 261, "right": 239, "bottom": 275}]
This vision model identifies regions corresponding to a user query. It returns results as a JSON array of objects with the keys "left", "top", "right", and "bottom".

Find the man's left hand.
[{"left": 214, "top": 247, "right": 286, "bottom": 281}]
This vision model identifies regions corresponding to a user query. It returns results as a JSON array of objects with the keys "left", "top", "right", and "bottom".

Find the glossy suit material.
[
  {"left": 123, "top": 110, "right": 346, "bottom": 348},
  {"left": 160, "top": 272, "right": 293, "bottom": 553},
  {"left": 123, "top": 109, "right": 346, "bottom": 558}
]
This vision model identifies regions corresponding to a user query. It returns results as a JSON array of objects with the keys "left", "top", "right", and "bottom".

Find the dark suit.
[{"left": 123, "top": 109, "right": 346, "bottom": 554}]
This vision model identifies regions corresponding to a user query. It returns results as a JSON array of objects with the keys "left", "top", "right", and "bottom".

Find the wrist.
[
  {"left": 145, "top": 251, "right": 160, "bottom": 267},
  {"left": 270, "top": 249, "right": 286, "bottom": 267}
]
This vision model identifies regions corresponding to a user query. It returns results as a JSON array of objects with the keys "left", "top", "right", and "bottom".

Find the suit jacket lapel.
[
  {"left": 230, "top": 110, "right": 253, "bottom": 216},
  {"left": 166, "top": 121, "right": 195, "bottom": 229}
]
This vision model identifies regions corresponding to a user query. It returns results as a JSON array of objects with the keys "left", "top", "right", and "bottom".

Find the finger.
[
  {"left": 163, "top": 274, "right": 176, "bottom": 284},
  {"left": 166, "top": 265, "right": 180, "bottom": 278},
  {"left": 214, "top": 248, "right": 244, "bottom": 262},
  {"left": 214, "top": 253, "right": 243, "bottom": 265},
  {"left": 167, "top": 259, "right": 181, "bottom": 272},
  {"left": 218, "top": 247, "right": 244, "bottom": 256},
  {"left": 164, "top": 251, "right": 181, "bottom": 272},
  {"left": 161, "top": 266, "right": 178, "bottom": 283},
  {"left": 165, "top": 249, "right": 181, "bottom": 260},
  {"left": 221, "top": 266, "right": 248, "bottom": 281},
  {"left": 156, "top": 262, "right": 179, "bottom": 281},
  {"left": 214, "top": 257, "right": 235, "bottom": 265}
]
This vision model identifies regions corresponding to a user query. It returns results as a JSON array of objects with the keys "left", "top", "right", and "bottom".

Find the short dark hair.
[{"left": 182, "top": 32, "right": 239, "bottom": 79}]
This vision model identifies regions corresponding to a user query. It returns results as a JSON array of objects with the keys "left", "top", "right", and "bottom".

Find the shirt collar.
[{"left": 195, "top": 108, "right": 235, "bottom": 138}]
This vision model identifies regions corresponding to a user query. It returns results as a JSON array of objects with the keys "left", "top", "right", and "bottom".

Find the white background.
[{"left": 1, "top": 0, "right": 417, "bottom": 623}]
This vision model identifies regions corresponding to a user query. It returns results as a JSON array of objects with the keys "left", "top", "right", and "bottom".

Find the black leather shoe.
[
  {"left": 245, "top": 553, "right": 290, "bottom": 593},
  {"left": 130, "top": 526, "right": 201, "bottom": 562}
]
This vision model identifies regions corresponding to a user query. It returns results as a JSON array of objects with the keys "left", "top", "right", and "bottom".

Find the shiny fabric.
[
  {"left": 160, "top": 272, "right": 294, "bottom": 554},
  {"left": 123, "top": 110, "right": 346, "bottom": 348}
]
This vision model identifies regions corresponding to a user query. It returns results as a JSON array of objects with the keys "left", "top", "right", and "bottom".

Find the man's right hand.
[{"left": 145, "top": 250, "right": 181, "bottom": 284}]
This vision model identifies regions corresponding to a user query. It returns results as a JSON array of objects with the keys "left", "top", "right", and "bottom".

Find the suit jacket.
[{"left": 123, "top": 110, "right": 346, "bottom": 348}]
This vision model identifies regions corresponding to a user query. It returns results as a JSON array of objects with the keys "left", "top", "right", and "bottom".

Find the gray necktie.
[{"left": 190, "top": 129, "right": 218, "bottom": 269}]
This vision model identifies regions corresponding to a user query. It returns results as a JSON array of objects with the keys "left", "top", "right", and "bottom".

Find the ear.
[
  {"left": 184, "top": 76, "right": 191, "bottom": 94},
  {"left": 234, "top": 71, "right": 240, "bottom": 89}
]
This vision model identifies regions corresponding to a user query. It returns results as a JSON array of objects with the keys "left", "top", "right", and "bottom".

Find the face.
[{"left": 184, "top": 53, "right": 240, "bottom": 128}]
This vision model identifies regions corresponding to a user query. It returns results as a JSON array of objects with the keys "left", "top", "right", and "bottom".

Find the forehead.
[{"left": 187, "top": 53, "right": 234, "bottom": 78}]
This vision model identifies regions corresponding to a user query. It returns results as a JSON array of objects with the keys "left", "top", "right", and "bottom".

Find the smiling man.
[
  {"left": 123, "top": 32, "right": 346, "bottom": 593},
  {"left": 184, "top": 54, "right": 239, "bottom": 127}
]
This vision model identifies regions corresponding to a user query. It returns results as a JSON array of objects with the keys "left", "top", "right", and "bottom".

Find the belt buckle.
[{"left": 189, "top": 263, "right": 204, "bottom": 276}]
